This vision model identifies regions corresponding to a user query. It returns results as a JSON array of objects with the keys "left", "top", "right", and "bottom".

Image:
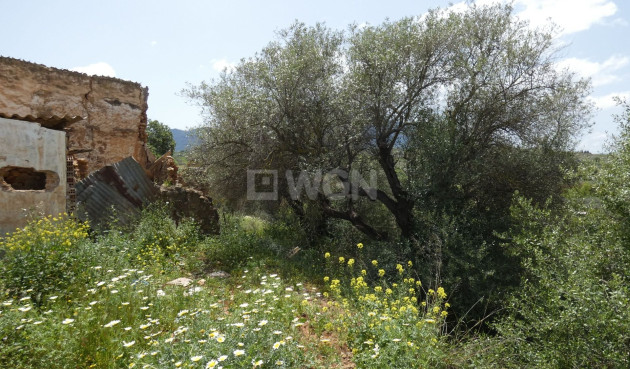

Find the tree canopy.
[
  {"left": 147, "top": 119, "right": 176, "bottom": 156},
  {"left": 185, "top": 3, "right": 591, "bottom": 242}
]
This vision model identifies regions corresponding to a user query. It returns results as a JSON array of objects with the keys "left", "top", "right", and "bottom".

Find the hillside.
[{"left": 171, "top": 128, "right": 198, "bottom": 152}]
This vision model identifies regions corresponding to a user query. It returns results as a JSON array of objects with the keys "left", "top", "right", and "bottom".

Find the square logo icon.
[{"left": 247, "top": 170, "right": 278, "bottom": 200}]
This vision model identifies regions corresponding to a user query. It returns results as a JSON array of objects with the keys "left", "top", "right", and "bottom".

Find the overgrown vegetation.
[
  {"left": 183, "top": 3, "right": 591, "bottom": 323},
  {"left": 0, "top": 209, "right": 457, "bottom": 368},
  {"left": 3, "top": 119, "right": 630, "bottom": 367},
  {"left": 3, "top": 4, "right": 630, "bottom": 369},
  {"left": 477, "top": 101, "right": 630, "bottom": 368}
]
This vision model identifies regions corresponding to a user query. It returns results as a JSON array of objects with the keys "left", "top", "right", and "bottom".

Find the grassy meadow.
[{"left": 0, "top": 208, "right": 455, "bottom": 369}]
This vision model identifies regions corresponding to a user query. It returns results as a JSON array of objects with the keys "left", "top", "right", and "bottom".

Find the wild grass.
[
  {"left": 8, "top": 191, "right": 628, "bottom": 369},
  {"left": 0, "top": 211, "right": 452, "bottom": 368}
]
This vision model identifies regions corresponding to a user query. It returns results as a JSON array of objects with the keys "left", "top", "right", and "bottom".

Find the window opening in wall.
[{"left": 0, "top": 166, "right": 59, "bottom": 191}]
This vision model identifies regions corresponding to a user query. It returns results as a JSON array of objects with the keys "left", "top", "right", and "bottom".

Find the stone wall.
[
  {"left": 0, "top": 56, "right": 150, "bottom": 173},
  {"left": 0, "top": 118, "right": 67, "bottom": 235}
]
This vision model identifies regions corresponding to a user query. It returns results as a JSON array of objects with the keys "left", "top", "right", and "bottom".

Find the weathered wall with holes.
[
  {"left": 0, "top": 118, "right": 66, "bottom": 235},
  {"left": 0, "top": 56, "right": 150, "bottom": 173}
]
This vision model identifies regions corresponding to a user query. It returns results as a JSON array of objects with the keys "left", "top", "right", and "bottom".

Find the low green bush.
[
  {"left": 320, "top": 244, "right": 452, "bottom": 368},
  {"left": 477, "top": 194, "right": 630, "bottom": 368},
  {"left": 196, "top": 214, "right": 273, "bottom": 272},
  {"left": 0, "top": 214, "right": 91, "bottom": 304},
  {"left": 128, "top": 203, "right": 201, "bottom": 271}
]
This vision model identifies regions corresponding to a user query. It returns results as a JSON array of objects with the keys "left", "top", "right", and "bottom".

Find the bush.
[
  {"left": 197, "top": 213, "right": 273, "bottom": 272},
  {"left": 0, "top": 214, "right": 90, "bottom": 303},
  {"left": 467, "top": 101, "right": 630, "bottom": 368},
  {"left": 477, "top": 191, "right": 630, "bottom": 368},
  {"left": 321, "top": 244, "right": 452, "bottom": 368},
  {"left": 128, "top": 203, "right": 201, "bottom": 270},
  {"left": 412, "top": 208, "right": 523, "bottom": 328}
]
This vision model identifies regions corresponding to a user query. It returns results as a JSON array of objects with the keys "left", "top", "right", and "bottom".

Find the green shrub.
[
  {"left": 128, "top": 203, "right": 201, "bottom": 270},
  {"left": 321, "top": 245, "right": 452, "bottom": 368},
  {"left": 468, "top": 101, "right": 630, "bottom": 368},
  {"left": 0, "top": 214, "right": 90, "bottom": 303},
  {"left": 197, "top": 214, "right": 273, "bottom": 272},
  {"left": 479, "top": 193, "right": 630, "bottom": 368}
]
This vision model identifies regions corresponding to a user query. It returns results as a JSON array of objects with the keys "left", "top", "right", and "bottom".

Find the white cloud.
[
  {"left": 556, "top": 55, "right": 629, "bottom": 86},
  {"left": 588, "top": 91, "right": 630, "bottom": 109},
  {"left": 515, "top": 0, "right": 617, "bottom": 36},
  {"left": 71, "top": 62, "right": 116, "bottom": 77},
  {"left": 211, "top": 59, "right": 236, "bottom": 73},
  {"left": 442, "top": 0, "right": 618, "bottom": 36}
]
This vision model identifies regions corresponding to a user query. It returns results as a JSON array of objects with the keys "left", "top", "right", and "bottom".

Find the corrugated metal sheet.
[{"left": 75, "top": 157, "right": 158, "bottom": 228}]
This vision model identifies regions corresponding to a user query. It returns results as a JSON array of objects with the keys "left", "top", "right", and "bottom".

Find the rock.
[
  {"left": 147, "top": 152, "right": 178, "bottom": 185},
  {"left": 166, "top": 277, "right": 193, "bottom": 287},
  {"left": 208, "top": 271, "right": 230, "bottom": 278}
]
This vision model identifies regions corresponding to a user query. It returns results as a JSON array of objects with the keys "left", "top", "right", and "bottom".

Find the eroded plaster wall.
[
  {"left": 0, "top": 118, "right": 67, "bottom": 235},
  {"left": 0, "top": 57, "right": 150, "bottom": 173}
]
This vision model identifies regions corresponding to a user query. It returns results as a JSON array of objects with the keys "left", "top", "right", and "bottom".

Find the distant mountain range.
[{"left": 171, "top": 128, "right": 199, "bottom": 152}]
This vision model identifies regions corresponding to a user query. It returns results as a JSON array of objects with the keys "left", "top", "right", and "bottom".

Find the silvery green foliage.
[{"left": 184, "top": 3, "right": 591, "bottom": 243}]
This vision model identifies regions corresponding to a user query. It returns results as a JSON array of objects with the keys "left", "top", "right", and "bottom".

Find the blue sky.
[{"left": 1, "top": 0, "right": 628, "bottom": 152}]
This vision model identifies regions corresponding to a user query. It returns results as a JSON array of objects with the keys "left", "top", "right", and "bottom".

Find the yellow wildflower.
[
  {"left": 437, "top": 287, "right": 447, "bottom": 299},
  {"left": 396, "top": 264, "right": 404, "bottom": 274}
]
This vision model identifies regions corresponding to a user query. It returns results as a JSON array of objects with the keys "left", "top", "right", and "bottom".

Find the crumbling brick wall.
[{"left": 0, "top": 56, "right": 151, "bottom": 173}]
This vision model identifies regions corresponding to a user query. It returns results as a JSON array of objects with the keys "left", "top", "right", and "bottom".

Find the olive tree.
[{"left": 185, "top": 3, "right": 591, "bottom": 243}]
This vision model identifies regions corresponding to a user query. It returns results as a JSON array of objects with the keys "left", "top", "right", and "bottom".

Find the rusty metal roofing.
[{"left": 75, "top": 157, "right": 158, "bottom": 229}]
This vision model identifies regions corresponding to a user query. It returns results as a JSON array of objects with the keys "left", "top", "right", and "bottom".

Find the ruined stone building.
[{"left": 0, "top": 56, "right": 151, "bottom": 235}]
